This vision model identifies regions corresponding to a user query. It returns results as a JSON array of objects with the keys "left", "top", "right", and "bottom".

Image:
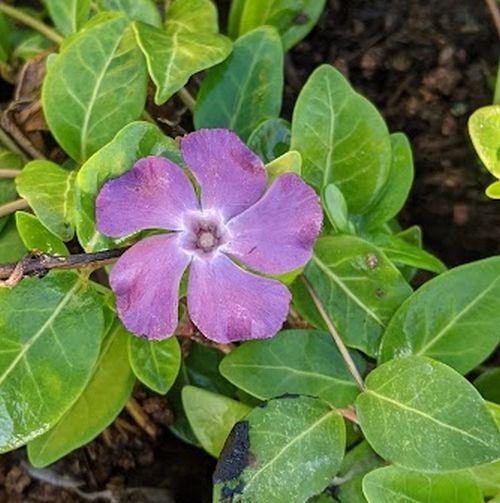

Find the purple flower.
[{"left": 96, "top": 129, "right": 322, "bottom": 343}]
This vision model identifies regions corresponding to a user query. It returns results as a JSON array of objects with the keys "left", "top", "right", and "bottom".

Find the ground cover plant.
[{"left": 0, "top": 0, "right": 499, "bottom": 501}]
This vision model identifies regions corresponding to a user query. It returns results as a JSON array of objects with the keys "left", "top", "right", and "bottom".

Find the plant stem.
[
  {"left": 0, "top": 248, "right": 126, "bottom": 282},
  {"left": 0, "top": 198, "right": 29, "bottom": 218},
  {"left": 0, "top": 168, "right": 21, "bottom": 178},
  {"left": 485, "top": 0, "right": 500, "bottom": 37},
  {"left": 0, "top": 127, "right": 29, "bottom": 163},
  {"left": 125, "top": 397, "right": 158, "bottom": 439},
  {"left": 0, "top": 2, "right": 63, "bottom": 44},
  {"left": 301, "top": 275, "right": 365, "bottom": 390},
  {"left": 177, "top": 87, "right": 196, "bottom": 112},
  {"left": 141, "top": 110, "right": 156, "bottom": 124}
]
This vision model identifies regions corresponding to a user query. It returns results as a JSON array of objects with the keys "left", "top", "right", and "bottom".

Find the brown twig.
[
  {"left": 125, "top": 397, "right": 159, "bottom": 439},
  {"left": 0, "top": 248, "right": 127, "bottom": 284},
  {"left": 0, "top": 198, "right": 29, "bottom": 218},
  {"left": 337, "top": 407, "right": 359, "bottom": 424},
  {"left": 1, "top": 105, "right": 46, "bottom": 159},
  {"left": 485, "top": 0, "right": 500, "bottom": 37},
  {"left": 302, "top": 275, "right": 365, "bottom": 390},
  {"left": 0, "top": 168, "right": 22, "bottom": 178},
  {"left": 177, "top": 87, "right": 196, "bottom": 112}
]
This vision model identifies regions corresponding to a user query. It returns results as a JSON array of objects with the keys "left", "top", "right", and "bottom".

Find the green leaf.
[
  {"left": 296, "top": 235, "right": 412, "bottom": 356},
  {"left": 133, "top": 21, "right": 231, "bottom": 105},
  {"left": 486, "top": 180, "right": 500, "bottom": 199},
  {"left": 380, "top": 257, "right": 500, "bottom": 374},
  {"left": 27, "top": 320, "right": 134, "bottom": 467},
  {"left": 0, "top": 148, "right": 23, "bottom": 233},
  {"left": 475, "top": 368, "right": 500, "bottom": 403},
  {"left": 194, "top": 26, "right": 283, "bottom": 141},
  {"left": 42, "top": 13, "right": 148, "bottom": 162},
  {"left": 238, "top": 0, "right": 327, "bottom": 50},
  {"left": 97, "top": 0, "right": 161, "bottom": 26},
  {"left": 227, "top": 0, "right": 246, "bottom": 38},
  {"left": 362, "top": 466, "right": 483, "bottom": 503},
  {"left": 265, "top": 150, "right": 301, "bottom": 183},
  {"left": 165, "top": 0, "right": 218, "bottom": 34},
  {"left": 247, "top": 117, "right": 291, "bottom": 163},
  {"left": 75, "top": 121, "right": 180, "bottom": 251},
  {"left": 469, "top": 104, "right": 500, "bottom": 178},
  {"left": 0, "top": 217, "right": 26, "bottom": 262},
  {"left": 334, "top": 441, "right": 383, "bottom": 503},
  {"left": 129, "top": 334, "right": 181, "bottom": 394},
  {"left": 291, "top": 65, "right": 391, "bottom": 214},
  {"left": 169, "top": 343, "right": 236, "bottom": 444},
  {"left": 214, "top": 395, "right": 345, "bottom": 501},
  {"left": 182, "top": 385, "right": 251, "bottom": 457},
  {"left": 356, "top": 356, "right": 500, "bottom": 472},
  {"left": 369, "top": 232, "right": 446, "bottom": 275},
  {"left": 220, "top": 329, "right": 364, "bottom": 407},
  {"left": 0, "top": 271, "right": 104, "bottom": 452},
  {"left": 16, "top": 160, "right": 76, "bottom": 241},
  {"left": 15, "top": 212, "right": 68, "bottom": 256},
  {"left": 461, "top": 403, "right": 500, "bottom": 498},
  {"left": 364, "top": 133, "right": 414, "bottom": 229},
  {"left": 12, "top": 32, "right": 52, "bottom": 62},
  {"left": 43, "top": 0, "right": 92, "bottom": 36},
  {"left": 323, "top": 183, "right": 352, "bottom": 234}
]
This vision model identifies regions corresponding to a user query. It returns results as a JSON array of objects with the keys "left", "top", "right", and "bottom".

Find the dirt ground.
[{"left": 0, "top": 0, "right": 498, "bottom": 501}]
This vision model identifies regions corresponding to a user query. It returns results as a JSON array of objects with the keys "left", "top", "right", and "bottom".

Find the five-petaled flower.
[{"left": 96, "top": 129, "right": 323, "bottom": 343}]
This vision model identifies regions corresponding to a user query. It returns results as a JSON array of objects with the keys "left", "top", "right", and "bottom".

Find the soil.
[{"left": 0, "top": 0, "right": 498, "bottom": 502}]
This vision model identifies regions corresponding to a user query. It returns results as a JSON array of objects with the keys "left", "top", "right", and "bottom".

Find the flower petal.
[
  {"left": 224, "top": 173, "right": 323, "bottom": 274},
  {"left": 96, "top": 155, "right": 199, "bottom": 237},
  {"left": 110, "top": 234, "right": 190, "bottom": 340},
  {"left": 181, "top": 129, "right": 267, "bottom": 220},
  {"left": 187, "top": 254, "right": 290, "bottom": 343}
]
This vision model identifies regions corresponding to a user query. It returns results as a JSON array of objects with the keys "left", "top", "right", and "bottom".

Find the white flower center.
[{"left": 197, "top": 231, "right": 217, "bottom": 251}]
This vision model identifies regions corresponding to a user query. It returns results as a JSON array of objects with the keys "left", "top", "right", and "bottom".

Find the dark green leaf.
[
  {"left": 27, "top": 320, "right": 134, "bottom": 466},
  {"left": 194, "top": 27, "right": 283, "bottom": 141},
  {"left": 247, "top": 118, "right": 291, "bottom": 163},
  {"left": 238, "top": 0, "right": 327, "bottom": 50},
  {"left": 369, "top": 232, "right": 446, "bottom": 275},
  {"left": 380, "top": 257, "right": 500, "bottom": 374},
  {"left": 227, "top": 0, "right": 246, "bottom": 38},
  {"left": 0, "top": 271, "right": 104, "bottom": 452},
  {"left": 16, "top": 160, "right": 76, "bottom": 241},
  {"left": 75, "top": 121, "right": 180, "bottom": 251},
  {"left": 334, "top": 441, "right": 383, "bottom": 503},
  {"left": 356, "top": 356, "right": 500, "bottom": 471},
  {"left": 0, "top": 217, "right": 26, "bottom": 262},
  {"left": 214, "top": 395, "right": 345, "bottom": 501},
  {"left": 298, "top": 235, "right": 412, "bottom": 356},
  {"left": 97, "top": 0, "right": 161, "bottom": 26},
  {"left": 129, "top": 335, "right": 181, "bottom": 394},
  {"left": 133, "top": 21, "right": 231, "bottom": 105},
  {"left": 42, "top": 13, "right": 148, "bottom": 162},
  {"left": 0, "top": 148, "right": 23, "bottom": 233},
  {"left": 220, "top": 329, "right": 365, "bottom": 407},
  {"left": 182, "top": 385, "right": 251, "bottom": 457},
  {"left": 15, "top": 212, "right": 68, "bottom": 256},
  {"left": 475, "top": 368, "right": 500, "bottom": 403},
  {"left": 169, "top": 343, "right": 236, "bottom": 444},
  {"left": 291, "top": 65, "right": 391, "bottom": 214},
  {"left": 43, "top": 0, "right": 92, "bottom": 36},
  {"left": 363, "top": 466, "right": 483, "bottom": 503}
]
